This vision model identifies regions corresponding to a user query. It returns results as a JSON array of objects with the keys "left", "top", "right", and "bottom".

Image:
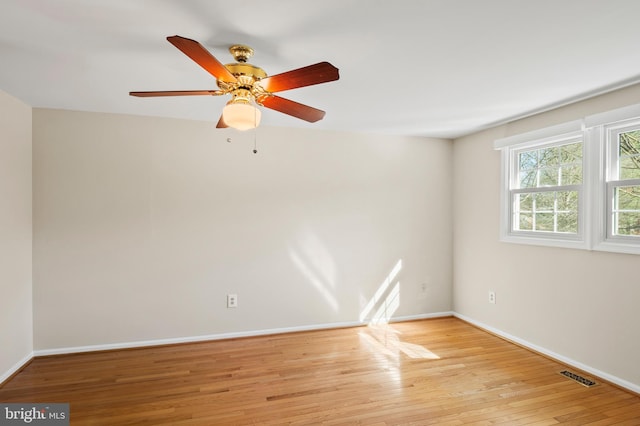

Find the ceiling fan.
[{"left": 130, "top": 35, "right": 340, "bottom": 130}]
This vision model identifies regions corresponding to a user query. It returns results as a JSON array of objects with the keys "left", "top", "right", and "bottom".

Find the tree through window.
[
  {"left": 609, "top": 125, "right": 640, "bottom": 237},
  {"left": 512, "top": 138, "right": 583, "bottom": 235}
]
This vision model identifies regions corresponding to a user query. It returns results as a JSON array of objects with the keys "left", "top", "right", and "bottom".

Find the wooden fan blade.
[
  {"left": 259, "top": 95, "right": 326, "bottom": 123},
  {"left": 129, "top": 90, "right": 224, "bottom": 97},
  {"left": 216, "top": 115, "right": 228, "bottom": 128},
  {"left": 167, "top": 35, "right": 237, "bottom": 83},
  {"left": 259, "top": 62, "right": 339, "bottom": 93}
]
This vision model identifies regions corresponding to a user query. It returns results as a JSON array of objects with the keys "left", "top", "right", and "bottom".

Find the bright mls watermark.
[{"left": 0, "top": 404, "right": 69, "bottom": 425}]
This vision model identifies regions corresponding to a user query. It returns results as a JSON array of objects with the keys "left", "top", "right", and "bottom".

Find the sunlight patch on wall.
[
  {"left": 359, "top": 259, "right": 402, "bottom": 323},
  {"left": 370, "top": 282, "right": 399, "bottom": 325}
]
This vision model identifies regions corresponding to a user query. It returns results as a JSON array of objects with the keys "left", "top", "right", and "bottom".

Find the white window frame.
[
  {"left": 590, "top": 116, "right": 640, "bottom": 255},
  {"left": 497, "top": 121, "right": 588, "bottom": 250},
  {"left": 496, "top": 103, "right": 640, "bottom": 255}
]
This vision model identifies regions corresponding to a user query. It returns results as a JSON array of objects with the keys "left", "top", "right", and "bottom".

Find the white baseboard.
[
  {"left": 33, "top": 311, "right": 454, "bottom": 357},
  {"left": 453, "top": 312, "right": 640, "bottom": 395},
  {"left": 0, "top": 352, "right": 33, "bottom": 386},
  {"left": 390, "top": 311, "right": 454, "bottom": 322}
]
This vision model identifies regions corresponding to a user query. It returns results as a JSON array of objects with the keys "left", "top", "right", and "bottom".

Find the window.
[
  {"left": 512, "top": 138, "right": 582, "bottom": 235},
  {"left": 605, "top": 120, "right": 640, "bottom": 241},
  {"left": 496, "top": 105, "right": 640, "bottom": 255},
  {"left": 497, "top": 121, "right": 587, "bottom": 250}
]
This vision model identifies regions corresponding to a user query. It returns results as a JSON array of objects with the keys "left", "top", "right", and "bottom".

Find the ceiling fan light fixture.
[{"left": 222, "top": 100, "right": 261, "bottom": 131}]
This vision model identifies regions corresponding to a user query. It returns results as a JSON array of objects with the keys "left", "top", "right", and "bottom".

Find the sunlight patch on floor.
[
  {"left": 360, "top": 324, "right": 440, "bottom": 360},
  {"left": 358, "top": 258, "right": 439, "bottom": 360}
]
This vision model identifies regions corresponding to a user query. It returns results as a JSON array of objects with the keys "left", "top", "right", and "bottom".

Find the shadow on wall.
[{"left": 288, "top": 229, "right": 339, "bottom": 312}]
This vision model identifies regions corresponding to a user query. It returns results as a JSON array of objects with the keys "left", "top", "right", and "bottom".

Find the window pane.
[
  {"left": 619, "top": 130, "right": 640, "bottom": 180},
  {"left": 519, "top": 150, "right": 537, "bottom": 170},
  {"left": 619, "top": 130, "right": 640, "bottom": 155},
  {"left": 613, "top": 185, "right": 640, "bottom": 237},
  {"left": 560, "top": 164, "right": 582, "bottom": 185},
  {"left": 616, "top": 185, "right": 640, "bottom": 210},
  {"left": 616, "top": 212, "right": 640, "bottom": 236},
  {"left": 538, "top": 146, "right": 559, "bottom": 167},
  {"left": 619, "top": 155, "right": 640, "bottom": 179},
  {"left": 518, "top": 193, "right": 533, "bottom": 211},
  {"left": 535, "top": 213, "right": 554, "bottom": 231},
  {"left": 560, "top": 142, "right": 582, "bottom": 163},
  {"left": 557, "top": 191, "right": 578, "bottom": 211},
  {"left": 519, "top": 170, "right": 537, "bottom": 188},
  {"left": 518, "top": 213, "right": 533, "bottom": 231},
  {"left": 557, "top": 212, "right": 578, "bottom": 233},
  {"left": 535, "top": 192, "right": 554, "bottom": 210},
  {"left": 539, "top": 167, "right": 559, "bottom": 186}
]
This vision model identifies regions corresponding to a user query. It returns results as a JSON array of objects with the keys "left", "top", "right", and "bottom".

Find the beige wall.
[
  {"left": 0, "top": 90, "right": 32, "bottom": 381},
  {"left": 453, "top": 83, "right": 640, "bottom": 390},
  {"left": 32, "top": 109, "right": 453, "bottom": 350}
]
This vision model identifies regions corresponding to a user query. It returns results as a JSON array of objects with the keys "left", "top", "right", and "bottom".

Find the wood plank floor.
[{"left": 1, "top": 317, "right": 639, "bottom": 425}]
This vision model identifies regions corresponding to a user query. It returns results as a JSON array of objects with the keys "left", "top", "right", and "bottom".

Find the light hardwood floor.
[{"left": 1, "top": 317, "right": 639, "bottom": 425}]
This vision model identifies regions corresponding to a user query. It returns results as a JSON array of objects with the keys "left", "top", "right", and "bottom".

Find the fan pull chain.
[{"left": 252, "top": 104, "right": 258, "bottom": 154}]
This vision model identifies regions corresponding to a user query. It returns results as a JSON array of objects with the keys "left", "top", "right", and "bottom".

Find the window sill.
[
  {"left": 501, "top": 234, "right": 640, "bottom": 255},
  {"left": 500, "top": 233, "right": 588, "bottom": 251},
  {"left": 592, "top": 240, "right": 640, "bottom": 256}
]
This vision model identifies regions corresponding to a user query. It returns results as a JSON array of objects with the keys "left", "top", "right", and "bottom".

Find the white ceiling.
[{"left": 2, "top": 0, "right": 640, "bottom": 139}]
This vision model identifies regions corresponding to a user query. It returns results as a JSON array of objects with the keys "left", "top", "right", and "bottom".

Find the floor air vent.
[{"left": 560, "top": 370, "right": 597, "bottom": 387}]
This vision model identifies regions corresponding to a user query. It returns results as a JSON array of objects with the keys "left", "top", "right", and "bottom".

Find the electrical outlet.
[
  {"left": 488, "top": 291, "right": 496, "bottom": 304},
  {"left": 227, "top": 294, "right": 238, "bottom": 308}
]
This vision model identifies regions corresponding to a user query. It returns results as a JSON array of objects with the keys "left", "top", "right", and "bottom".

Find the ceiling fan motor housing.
[{"left": 219, "top": 62, "right": 268, "bottom": 101}]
